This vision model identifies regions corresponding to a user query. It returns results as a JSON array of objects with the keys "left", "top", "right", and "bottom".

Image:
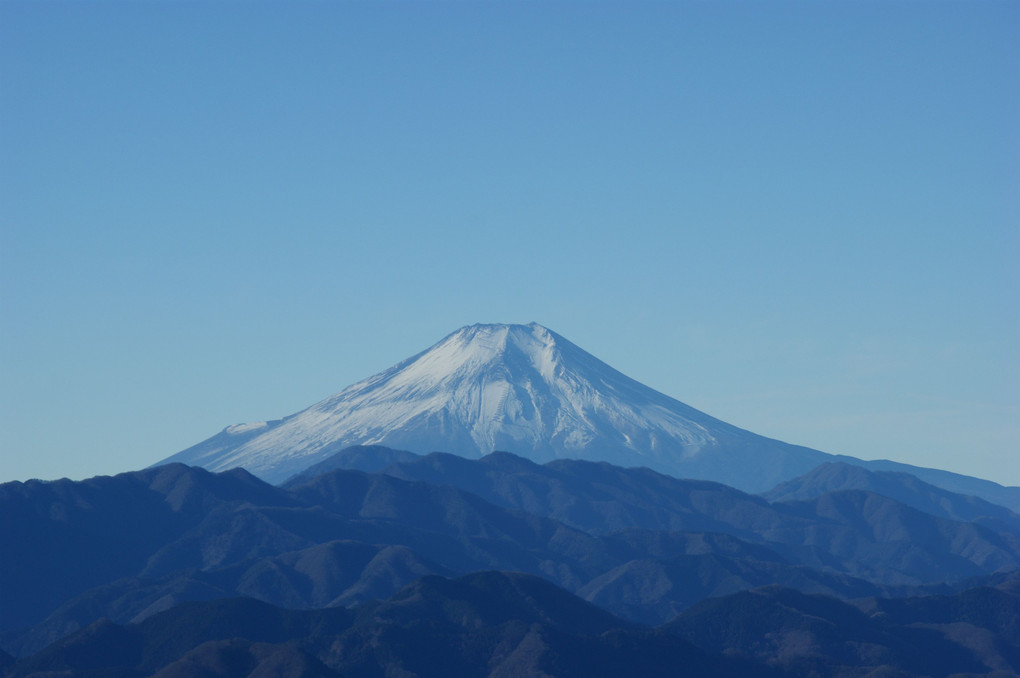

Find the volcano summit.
[{"left": 157, "top": 323, "right": 833, "bottom": 490}]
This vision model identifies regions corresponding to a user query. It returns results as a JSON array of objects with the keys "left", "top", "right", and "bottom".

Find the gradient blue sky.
[{"left": 2, "top": 1, "right": 1018, "bottom": 486}]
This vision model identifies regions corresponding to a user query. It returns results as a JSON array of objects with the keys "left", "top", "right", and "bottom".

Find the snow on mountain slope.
[{"left": 155, "top": 323, "right": 831, "bottom": 489}]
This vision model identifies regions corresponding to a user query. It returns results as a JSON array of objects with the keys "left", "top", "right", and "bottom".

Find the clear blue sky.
[{"left": 2, "top": 1, "right": 1018, "bottom": 486}]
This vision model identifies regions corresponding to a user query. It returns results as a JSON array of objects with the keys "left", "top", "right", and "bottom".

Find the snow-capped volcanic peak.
[
  {"left": 157, "top": 322, "right": 798, "bottom": 486},
  {"left": 307, "top": 323, "right": 725, "bottom": 455}
]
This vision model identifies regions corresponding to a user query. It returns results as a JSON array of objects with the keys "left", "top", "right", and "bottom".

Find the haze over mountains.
[
  {"left": 158, "top": 323, "right": 1020, "bottom": 508},
  {"left": 6, "top": 322, "right": 1020, "bottom": 676}
]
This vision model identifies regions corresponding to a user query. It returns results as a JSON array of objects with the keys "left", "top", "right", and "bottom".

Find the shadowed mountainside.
[
  {"left": 663, "top": 578, "right": 1020, "bottom": 677},
  {"left": 4, "top": 453, "right": 1020, "bottom": 664},
  {"left": 8, "top": 572, "right": 1020, "bottom": 678},
  {"left": 764, "top": 461, "right": 1020, "bottom": 534},
  {"left": 6, "top": 572, "right": 776, "bottom": 678}
]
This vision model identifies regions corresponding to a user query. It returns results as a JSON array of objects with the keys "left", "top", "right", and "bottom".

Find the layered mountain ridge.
[
  {"left": 5, "top": 454, "right": 1020, "bottom": 676},
  {"left": 10, "top": 323, "right": 1020, "bottom": 675}
]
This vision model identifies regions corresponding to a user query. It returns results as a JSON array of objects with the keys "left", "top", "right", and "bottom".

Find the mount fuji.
[
  {"left": 155, "top": 323, "right": 1019, "bottom": 503},
  {"left": 156, "top": 323, "right": 833, "bottom": 490}
]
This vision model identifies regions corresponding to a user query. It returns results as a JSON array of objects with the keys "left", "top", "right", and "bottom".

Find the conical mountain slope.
[{"left": 158, "top": 323, "right": 830, "bottom": 489}]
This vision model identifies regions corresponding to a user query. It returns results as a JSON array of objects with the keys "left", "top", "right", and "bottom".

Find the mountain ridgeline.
[
  {"left": 4, "top": 449, "right": 1020, "bottom": 675},
  {"left": 155, "top": 323, "right": 1020, "bottom": 508}
]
